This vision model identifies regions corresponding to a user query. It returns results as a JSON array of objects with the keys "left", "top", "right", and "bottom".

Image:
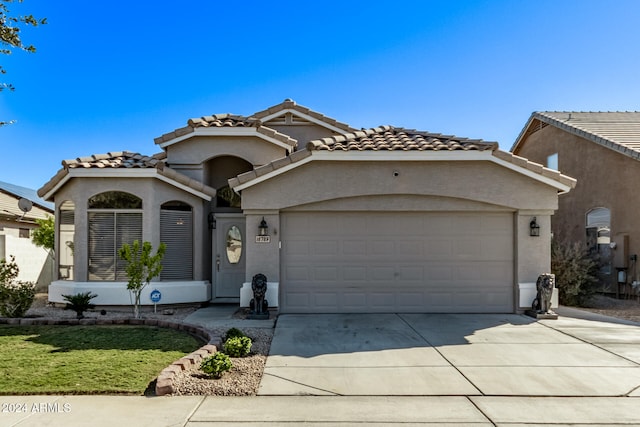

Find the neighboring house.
[
  {"left": 0, "top": 180, "right": 55, "bottom": 290},
  {"left": 38, "top": 100, "right": 575, "bottom": 313},
  {"left": 512, "top": 111, "right": 640, "bottom": 296}
]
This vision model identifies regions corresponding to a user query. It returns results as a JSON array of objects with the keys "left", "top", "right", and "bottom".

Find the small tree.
[
  {"left": 118, "top": 240, "right": 166, "bottom": 318},
  {"left": 551, "top": 239, "right": 599, "bottom": 306},
  {"left": 31, "top": 216, "right": 54, "bottom": 252}
]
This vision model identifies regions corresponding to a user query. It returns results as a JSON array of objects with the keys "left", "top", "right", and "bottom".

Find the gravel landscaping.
[{"left": 169, "top": 327, "right": 273, "bottom": 396}]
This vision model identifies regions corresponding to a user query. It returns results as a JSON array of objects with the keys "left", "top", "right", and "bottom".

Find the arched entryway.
[{"left": 205, "top": 155, "right": 253, "bottom": 300}]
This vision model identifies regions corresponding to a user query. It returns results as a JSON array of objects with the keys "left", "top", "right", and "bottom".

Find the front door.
[{"left": 214, "top": 214, "right": 246, "bottom": 299}]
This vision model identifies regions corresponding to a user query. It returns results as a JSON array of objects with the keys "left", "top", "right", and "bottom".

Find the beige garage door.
[{"left": 280, "top": 211, "right": 514, "bottom": 313}]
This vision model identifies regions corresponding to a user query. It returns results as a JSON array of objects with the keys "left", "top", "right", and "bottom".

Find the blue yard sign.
[{"left": 150, "top": 289, "right": 162, "bottom": 303}]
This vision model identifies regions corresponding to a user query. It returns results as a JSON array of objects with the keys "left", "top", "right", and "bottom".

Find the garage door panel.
[
  {"left": 312, "top": 240, "right": 338, "bottom": 255},
  {"left": 343, "top": 240, "right": 366, "bottom": 255},
  {"left": 370, "top": 240, "right": 394, "bottom": 255},
  {"left": 286, "top": 240, "right": 309, "bottom": 256},
  {"left": 369, "top": 266, "right": 395, "bottom": 281},
  {"left": 398, "top": 266, "right": 424, "bottom": 281},
  {"left": 313, "top": 267, "right": 338, "bottom": 281},
  {"left": 397, "top": 241, "right": 423, "bottom": 257},
  {"left": 423, "top": 215, "right": 454, "bottom": 234},
  {"left": 281, "top": 212, "right": 514, "bottom": 313},
  {"left": 343, "top": 266, "right": 367, "bottom": 281},
  {"left": 286, "top": 266, "right": 309, "bottom": 281},
  {"left": 454, "top": 239, "right": 482, "bottom": 258}
]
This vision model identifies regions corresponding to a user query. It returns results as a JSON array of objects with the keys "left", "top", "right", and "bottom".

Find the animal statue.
[
  {"left": 532, "top": 273, "right": 555, "bottom": 314},
  {"left": 250, "top": 273, "right": 269, "bottom": 315}
]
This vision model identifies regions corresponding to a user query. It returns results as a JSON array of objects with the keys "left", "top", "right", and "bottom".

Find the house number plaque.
[{"left": 255, "top": 235, "right": 271, "bottom": 243}]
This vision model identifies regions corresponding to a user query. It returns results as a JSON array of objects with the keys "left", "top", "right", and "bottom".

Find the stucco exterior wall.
[
  {"left": 166, "top": 136, "right": 289, "bottom": 168},
  {"left": 52, "top": 176, "right": 209, "bottom": 283},
  {"left": 515, "top": 125, "right": 640, "bottom": 287},
  {"left": 0, "top": 193, "right": 54, "bottom": 291},
  {"left": 240, "top": 160, "right": 559, "bottom": 211},
  {"left": 0, "top": 224, "right": 53, "bottom": 291}
]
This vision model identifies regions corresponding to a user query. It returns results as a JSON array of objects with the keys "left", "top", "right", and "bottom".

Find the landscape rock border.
[{"left": 0, "top": 316, "right": 223, "bottom": 396}]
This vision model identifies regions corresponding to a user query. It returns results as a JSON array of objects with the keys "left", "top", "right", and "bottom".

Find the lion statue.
[
  {"left": 532, "top": 273, "right": 555, "bottom": 314},
  {"left": 250, "top": 273, "right": 269, "bottom": 315}
]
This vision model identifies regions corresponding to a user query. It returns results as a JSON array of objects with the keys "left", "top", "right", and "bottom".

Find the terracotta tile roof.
[
  {"left": 230, "top": 125, "right": 575, "bottom": 192},
  {"left": 306, "top": 126, "right": 498, "bottom": 152},
  {"left": 252, "top": 99, "right": 356, "bottom": 133},
  {"left": 492, "top": 150, "right": 576, "bottom": 190},
  {"left": 187, "top": 113, "right": 258, "bottom": 129},
  {"left": 38, "top": 151, "right": 215, "bottom": 200},
  {"left": 62, "top": 151, "right": 166, "bottom": 169},
  {"left": 154, "top": 113, "right": 297, "bottom": 148},
  {"left": 512, "top": 111, "right": 640, "bottom": 160}
]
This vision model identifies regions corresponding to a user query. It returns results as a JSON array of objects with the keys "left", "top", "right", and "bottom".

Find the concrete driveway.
[{"left": 259, "top": 313, "right": 640, "bottom": 397}]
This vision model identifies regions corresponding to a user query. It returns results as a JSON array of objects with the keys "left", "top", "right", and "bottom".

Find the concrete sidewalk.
[{"left": 3, "top": 395, "right": 640, "bottom": 426}]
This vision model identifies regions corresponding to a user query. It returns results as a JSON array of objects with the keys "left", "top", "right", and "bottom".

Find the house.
[
  {"left": 0, "top": 180, "right": 55, "bottom": 290},
  {"left": 38, "top": 100, "right": 575, "bottom": 313},
  {"left": 512, "top": 112, "right": 640, "bottom": 297}
]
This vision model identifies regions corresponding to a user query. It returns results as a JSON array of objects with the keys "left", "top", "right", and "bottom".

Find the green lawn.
[{"left": 0, "top": 325, "right": 202, "bottom": 395}]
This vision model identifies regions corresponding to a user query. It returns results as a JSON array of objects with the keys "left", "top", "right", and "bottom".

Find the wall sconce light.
[
  {"left": 207, "top": 212, "right": 216, "bottom": 230},
  {"left": 259, "top": 217, "right": 269, "bottom": 236},
  {"left": 529, "top": 217, "right": 540, "bottom": 237}
]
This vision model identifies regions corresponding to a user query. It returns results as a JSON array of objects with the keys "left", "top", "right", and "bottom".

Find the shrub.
[
  {"left": 223, "top": 336, "right": 252, "bottom": 357},
  {"left": 62, "top": 291, "right": 98, "bottom": 319},
  {"left": 224, "top": 327, "right": 246, "bottom": 341},
  {"left": 551, "top": 239, "right": 599, "bottom": 306},
  {"left": 0, "top": 256, "right": 35, "bottom": 318},
  {"left": 200, "top": 352, "right": 232, "bottom": 379}
]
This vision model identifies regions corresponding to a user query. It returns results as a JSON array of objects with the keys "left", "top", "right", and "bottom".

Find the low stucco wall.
[{"left": 49, "top": 281, "right": 211, "bottom": 305}]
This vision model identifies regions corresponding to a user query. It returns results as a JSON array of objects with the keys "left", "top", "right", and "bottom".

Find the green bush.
[
  {"left": 223, "top": 336, "right": 252, "bottom": 357},
  {"left": 200, "top": 352, "right": 233, "bottom": 379},
  {"left": 551, "top": 239, "right": 599, "bottom": 306},
  {"left": 224, "top": 327, "right": 246, "bottom": 341},
  {"left": 62, "top": 291, "right": 98, "bottom": 319},
  {"left": 0, "top": 256, "right": 35, "bottom": 318}
]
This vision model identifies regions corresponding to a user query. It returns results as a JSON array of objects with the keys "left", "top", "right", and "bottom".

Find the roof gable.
[
  {"left": 154, "top": 113, "right": 297, "bottom": 151},
  {"left": 38, "top": 151, "right": 216, "bottom": 201},
  {"left": 512, "top": 111, "right": 640, "bottom": 160},
  {"left": 230, "top": 126, "right": 575, "bottom": 193},
  {"left": 252, "top": 99, "right": 356, "bottom": 135}
]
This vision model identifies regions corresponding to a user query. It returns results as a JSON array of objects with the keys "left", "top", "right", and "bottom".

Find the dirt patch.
[{"left": 574, "top": 294, "right": 640, "bottom": 323}]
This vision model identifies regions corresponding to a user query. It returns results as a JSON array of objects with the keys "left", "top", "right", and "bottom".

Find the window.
[
  {"left": 586, "top": 207, "right": 611, "bottom": 274},
  {"left": 59, "top": 201, "right": 75, "bottom": 280},
  {"left": 160, "top": 201, "right": 193, "bottom": 280},
  {"left": 19, "top": 228, "right": 30, "bottom": 238},
  {"left": 547, "top": 153, "right": 558, "bottom": 171},
  {"left": 88, "top": 192, "right": 142, "bottom": 281}
]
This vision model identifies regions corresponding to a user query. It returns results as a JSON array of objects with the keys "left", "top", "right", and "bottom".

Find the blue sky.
[{"left": 2, "top": 0, "right": 640, "bottom": 191}]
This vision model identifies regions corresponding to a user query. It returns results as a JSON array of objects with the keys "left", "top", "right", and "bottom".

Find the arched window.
[
  {"left": 58, "top": 201, "right": 75, "bottom": 280},
  {"left": 88, "top": 191, "right": 142, "bottom": 281},
  {"left": 160, "top": 201, "right": 193, "bottom": 280},
  {"left": 586, "top": 207, "right": 611, "bottom": 274}
]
